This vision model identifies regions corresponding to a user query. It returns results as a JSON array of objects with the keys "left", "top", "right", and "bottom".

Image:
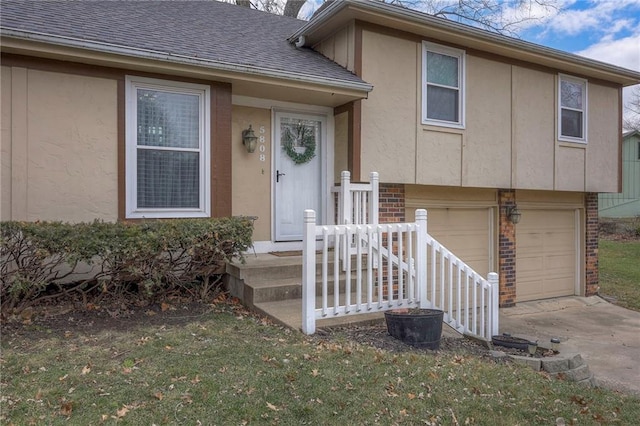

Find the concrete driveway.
[{"left": 499, "top": 296, "right": 640, "bottom": 396}]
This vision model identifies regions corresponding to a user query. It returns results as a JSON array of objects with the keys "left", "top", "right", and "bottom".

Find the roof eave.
[
  {"left": 1, "top": 28, "right": 373, "bottom": 94},
  {"left": 291, "top": 0, "right": 640, "bottom": 87}
]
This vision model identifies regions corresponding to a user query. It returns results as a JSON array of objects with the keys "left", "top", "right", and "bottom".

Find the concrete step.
[
  {"left": 226, "top": 253, "right": 371, "bottom": 307},
  {"left": 226, "top": 253, "right": 370, "bottom": 284},
  {"left": 254, "top": 296, "right": 387, "bottom": 331},
  {"left": 226, "top": 257, "right": 305, "bottom": 283},
  {"left": 255, "top": 297, "right": 466, "bottom": 336},
  {"left": 241, "top": 275, "right": 378, "bottom": 306},
  {"left": 241, "top": 278, "right": 302, "bottom": 307}
]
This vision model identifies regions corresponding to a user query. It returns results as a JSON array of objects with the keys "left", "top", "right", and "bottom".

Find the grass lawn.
[
  {"left": 2, "top": 301, "right": 639, "bottom": 425},
  {"left": 598, "top": 239, "right": 640, "bottom": 312}
]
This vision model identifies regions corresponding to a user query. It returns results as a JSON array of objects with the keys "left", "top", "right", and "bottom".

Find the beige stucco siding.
[
  {"left": 463, "top": 55, "right": 512, "bottom": 188},
  {"left": 231, "top": 106, "right": 271, "bottom": 241},
  {"left": 416, "top": 130, "right": 462, "bottom": 185},
  {"left": 555, "top": 145, "right": 586, "bottom": 191},
  {"left": 350, "top": 28, "right": 622, "bottom": 191},
  {"left": 360, "top": 30, "right": 417, "bottom": 183},
  {"left": 585, "top": 83, "right": 619, "bottom": 192},
  {"left": 511, "top": 67, "right": 555, "bottom": 190},
  {"left": 1, "top": 66, "right": 13, "bottom": 220},
  {"left": 552, "top": 80, "right": 620, "bottom": 193},
  {"left": 1, "top": 67, "right": 118, "bottom": 222}
]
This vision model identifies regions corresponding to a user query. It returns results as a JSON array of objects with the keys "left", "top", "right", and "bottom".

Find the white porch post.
[
  {"left": 488, "top": 272, "right": 499, "bottom": 336},
  {"left": 415, "top": 209, "right": 428, "bottom": 308},
  {"left": 339, "top": 171, "right": 351, "bottom": 271},
  {"left": 340, "top": 171, "right": 351, "bottom": 225},
  {"left": 302, "top": 210, "right": 317, "bottom": 335},
  {"left": 369, "top": 171, "right": 379, "bottom": 224}
]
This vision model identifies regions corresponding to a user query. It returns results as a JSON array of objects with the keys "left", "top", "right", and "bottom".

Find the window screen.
[{"left": 136, "top": 89, "right": 201, "bottom": 209}]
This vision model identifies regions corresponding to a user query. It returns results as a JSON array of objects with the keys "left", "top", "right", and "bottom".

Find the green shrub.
[{"left": 1, "top": 217, "right": 253, "bottom": 313}]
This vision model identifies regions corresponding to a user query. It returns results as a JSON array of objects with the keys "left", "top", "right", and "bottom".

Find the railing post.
[
  {"left": 340, "top": 171, "right": 351, "bottom": 271},
  {"left": 415, "top": 209, "right": 428, "bottom": 308},
  {"left": 488, "top": 272, "right": 499, "bottom": 336},
  {"left": 302, "top": 210, "right": 317, "bottom": 335},
  {"left": 340, "top": 171, "right": 351, "bottom": 225},
  {"left": 369, "top": 171, "right": 379, "bottom": 225}
]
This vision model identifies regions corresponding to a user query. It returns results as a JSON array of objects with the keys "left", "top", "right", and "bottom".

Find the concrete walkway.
[{"left": 499, "top": 296, "right": 640, "bottom": 396}]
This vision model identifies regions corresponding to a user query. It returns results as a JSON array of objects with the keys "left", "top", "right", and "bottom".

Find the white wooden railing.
[
  {"left": 332, "top": 171, "right": 379, "bottom": 269},
  {"left": 333, "top": 171, "right": 379, "bottom": 226},
  {"left": 302, "top": 194, "right": 499, "bottom": 339}
]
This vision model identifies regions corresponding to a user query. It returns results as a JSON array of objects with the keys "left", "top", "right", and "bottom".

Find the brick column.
[
  {"left": 379, "top": 184, "right": 405, "bottom": 223},
  {"left": 498, "top": 189, "right": 516, "bottom": 307},
  {"left": 585, "top": 193, "right": 599, "bottom": 296},
  {"left": 378, "top": 184, "right": 405, "bottom": 296}
]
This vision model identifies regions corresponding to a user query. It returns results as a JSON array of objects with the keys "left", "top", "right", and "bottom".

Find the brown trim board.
[{"left": 618, "top": 87, "right": 623, "bottom": 193}]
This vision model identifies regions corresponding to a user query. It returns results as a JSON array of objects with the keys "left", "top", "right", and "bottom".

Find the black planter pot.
[{"left": 384, "top": 309, "right": 444, "bottom": 349}]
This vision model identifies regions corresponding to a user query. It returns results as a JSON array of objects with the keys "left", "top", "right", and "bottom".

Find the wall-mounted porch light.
[
  {"left": 242, "top": 125, "right": 258, "bottom": 153},
  {"left": 507, "top": 205, "right": 522, "bottom": 224}
]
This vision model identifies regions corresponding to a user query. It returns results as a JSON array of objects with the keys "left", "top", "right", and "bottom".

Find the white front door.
[{"left": 274, "top": 111, "right": 325, "bottom": 241}]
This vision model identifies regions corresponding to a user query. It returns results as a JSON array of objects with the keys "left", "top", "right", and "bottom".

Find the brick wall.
[
  {"left": 498, "top": 189, "right": 516, "bottom": 307},
  {"left": 585, "top": 193, "right": 599, "bottom": 296},
  {"left": 379, "top": 184, "right": 405, "bottom": 223},
  {"left": 377, "top": 184, "right": 405, "bottom": 296}
]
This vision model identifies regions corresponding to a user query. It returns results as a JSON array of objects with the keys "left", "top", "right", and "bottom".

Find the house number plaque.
[{"left": 259, "top": 125, "right": 266, "bottom": 162}]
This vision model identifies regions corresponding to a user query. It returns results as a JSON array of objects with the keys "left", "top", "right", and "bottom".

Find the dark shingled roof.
[{"left": 0, "top": 0, "right": 366, "bottom": 87}]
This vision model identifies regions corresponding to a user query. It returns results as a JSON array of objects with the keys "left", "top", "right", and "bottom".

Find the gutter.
[
  {"left": 290, "top": 0, "right": 640, "bottom": 84},
  {"left": 0, "top": 28, "right": 374, "bottom": 93}
]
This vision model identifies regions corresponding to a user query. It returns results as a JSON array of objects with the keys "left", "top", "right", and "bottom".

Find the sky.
[{"left": 299, "top": 0, "right": 640, "bottom": 128}]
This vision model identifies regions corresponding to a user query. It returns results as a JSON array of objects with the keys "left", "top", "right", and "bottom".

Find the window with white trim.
[
  {"left": 422, "top": 42, "right": 465, "bottom": 127},
  {"left": 558, "top": 74, "right": 587, "bottom": 142},
  {"left": 125, "top": 76, "right": 210, "bottom": 218}
]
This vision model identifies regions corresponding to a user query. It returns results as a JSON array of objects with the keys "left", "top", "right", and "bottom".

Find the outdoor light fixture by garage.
[
  {"left": 242, "top": 125, "right": 258, "bottom": 153},
  {"left": 507, "top": 205, "right": 522, "bottom": 224}
]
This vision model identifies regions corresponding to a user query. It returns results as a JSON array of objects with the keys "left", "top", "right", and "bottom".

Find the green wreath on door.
[{"left": 282, "top": 123, "right": 316, "bottom": 165}]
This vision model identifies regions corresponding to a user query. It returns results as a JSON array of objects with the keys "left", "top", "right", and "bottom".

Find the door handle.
[{"left": 276, "top": 170, "right": 286, "bottom": 183}]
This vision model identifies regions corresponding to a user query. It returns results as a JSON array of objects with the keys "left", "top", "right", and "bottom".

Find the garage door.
[
  {"left": 409, "top": 207, "right": 493, "bottom": 277},
  {"left": 517, "top": 209, "right": 577, "bottom": 302}
]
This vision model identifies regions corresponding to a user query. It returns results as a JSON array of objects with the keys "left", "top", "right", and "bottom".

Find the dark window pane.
[
  {"left": 427, "top": 85, "right": 459, "bottom": 122},
  {"left": 137, "top": 149, "right": 199, "bottom": 208},
  {"left": 561, "top": 109, "right": 583, "bottom": 138}
]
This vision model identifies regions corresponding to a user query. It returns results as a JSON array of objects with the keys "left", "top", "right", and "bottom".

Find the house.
[
  {"left": 2, "top": 0, "right": 639, "bottom": 308},
  {"left": 599, "top": 130, "right": 640, "bottom": 218}
]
